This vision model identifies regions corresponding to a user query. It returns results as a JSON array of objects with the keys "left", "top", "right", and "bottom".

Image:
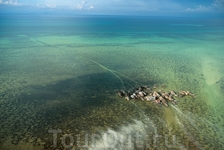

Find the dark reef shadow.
[{"left": 0, "top": 71, "right": 159, "bottom": 148}]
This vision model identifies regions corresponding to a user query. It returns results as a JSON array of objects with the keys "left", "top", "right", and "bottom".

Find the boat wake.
[
  {"left": 171, "top": 105, "right": 222, "bottom": 150},
  {"left": 171, "top": 105, "right": 195, "bottom": 126}
]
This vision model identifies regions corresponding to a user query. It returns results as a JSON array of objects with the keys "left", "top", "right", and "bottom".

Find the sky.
[{"left": 0, "top": 0, "right": 224, "bottom": 16}]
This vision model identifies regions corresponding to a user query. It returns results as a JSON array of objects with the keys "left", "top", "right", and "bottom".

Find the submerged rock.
[
  {"left": 144, "top": 96, "right": 156, "bottom": 101},
  {"left": 116, "top": 85, "right": 195, "bottom": 107}
]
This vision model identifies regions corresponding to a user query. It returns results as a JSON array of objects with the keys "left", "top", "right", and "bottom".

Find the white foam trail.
[
  {"left": 174, "top": 105, "right": 224, "bottom": 134},
  {"left": 88, "top": 119, "right": 153, "bottom": 150},
  {"left": 174, "top": 115, "right": 204, "bottom": 150},
  {"left": 175, "top": 115, "right": 184, "bottom": 128},
  {"left": 171, "top": 105, "right": 195, "bottom": 125}
]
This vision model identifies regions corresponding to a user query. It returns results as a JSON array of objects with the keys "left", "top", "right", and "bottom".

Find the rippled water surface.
[{"left": 0, "top": 15, "right": 224, "bottom": 149}]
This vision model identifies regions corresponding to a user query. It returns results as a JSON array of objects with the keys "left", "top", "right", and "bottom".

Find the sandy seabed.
[{"left": 0, "top": 34, "right": 224, "bottom": 150}]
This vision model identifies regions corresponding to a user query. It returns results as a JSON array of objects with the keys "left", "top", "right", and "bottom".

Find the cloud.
[
  {"left": 36, "top": 4, "right": 56, "bottom": 9},
  {"left": 0, "top": 0, "right": 19, "bottom": 5},
  {"left": 185, "top": 0, "right": 224, "bottom": 12},
  {"left": 45, "top": 4, "right": 56, "bottom": 8},
  {"left": 213, "top": 0, "right": 224, "bottom": 11},
  {"left": 185, "top": 5, "right": 211, "bottom": 12},
  {"left": 76, "top": 0, "right": 87, "bottom": 9},
  {"left": 1, "top": 0, "right": 223, "bottom": 15}
]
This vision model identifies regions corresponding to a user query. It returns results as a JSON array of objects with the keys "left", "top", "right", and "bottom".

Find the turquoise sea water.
[{"left": 0, "top": 15, "right": 224, "bottom": 149}]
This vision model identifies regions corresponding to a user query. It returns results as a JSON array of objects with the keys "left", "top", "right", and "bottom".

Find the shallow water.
[{"left": 0, "top": 15, "right": 224, "bottom": 150}]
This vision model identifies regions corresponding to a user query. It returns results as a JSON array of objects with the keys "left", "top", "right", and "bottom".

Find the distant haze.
[{"left": 0, "top": 0, "right": 224, "bottom": 16}]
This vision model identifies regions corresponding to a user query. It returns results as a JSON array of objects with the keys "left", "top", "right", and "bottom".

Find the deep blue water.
[{"left": 1, "top": 15, "right": 224, "bottom": 38}]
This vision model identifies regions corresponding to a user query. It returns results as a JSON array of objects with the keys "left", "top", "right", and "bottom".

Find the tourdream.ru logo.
[{"left": 49, "top": 129, "right": 181, "bottom": 149}]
